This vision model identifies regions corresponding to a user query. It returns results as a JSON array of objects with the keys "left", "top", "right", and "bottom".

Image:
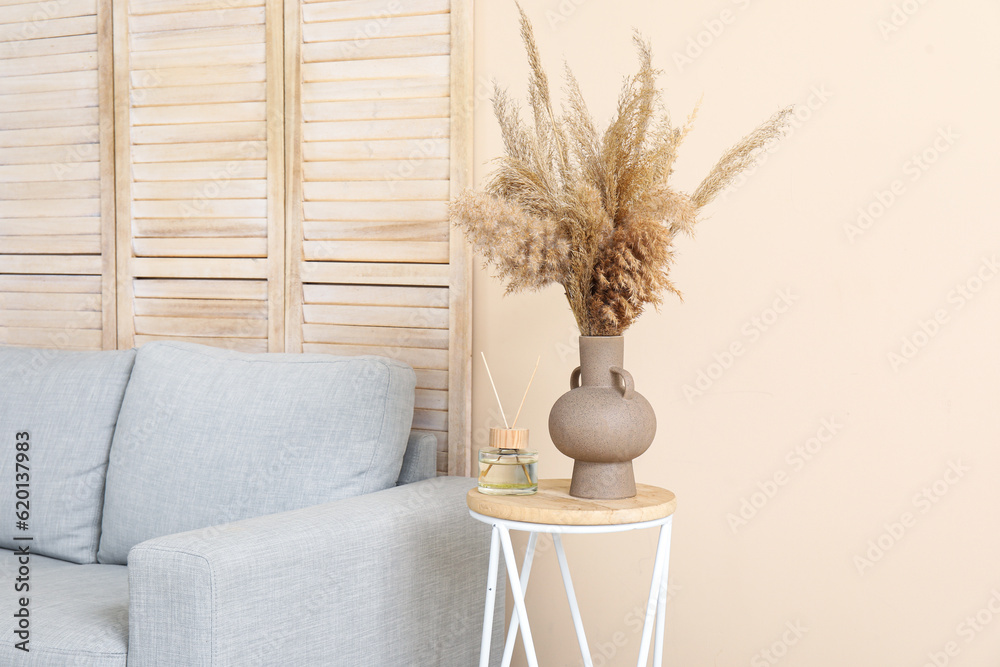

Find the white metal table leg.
[
  {"left": 653, "top": 519, "right": 673, "bottom": 666},
  {"left": 479, "top": 525, "right": 501, "bottom": 667},
  {"left": 636, "top": 520, "right": 672, "bottom": 667},
  {"left": 502, "top": 532, "right": 539, "bottom": 667},
  {"left": 552, "top": 533, "right": 593, "bottom": 667},
  {"left": 498, "top": 524, "right": 539, "bottom": 667}
]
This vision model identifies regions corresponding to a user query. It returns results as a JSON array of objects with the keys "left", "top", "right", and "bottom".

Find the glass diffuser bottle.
[{"left": 478, "top": 427, "right": 538, "bottom": 495}]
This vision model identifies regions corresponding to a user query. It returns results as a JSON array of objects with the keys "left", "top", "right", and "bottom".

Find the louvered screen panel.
[
  {"left": 114, "top": 0, "right": 283, "bottom": 351},
  {"left": 286, "top": 0, "right": 473, "bottom": 474},
  {"left": 0, "top": 0, "right": 115, "bottom": 350}
]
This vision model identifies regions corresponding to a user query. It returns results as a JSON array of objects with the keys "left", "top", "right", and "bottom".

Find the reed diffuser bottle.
[
  {"left": 476, "top": 352, "right": 540, "bottom": 495},
  {"left": 478, "top": 427, "right": 538, "bottom": 495}
]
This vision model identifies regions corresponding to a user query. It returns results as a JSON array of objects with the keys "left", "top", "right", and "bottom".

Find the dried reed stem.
[{"left": 451, "top": 12, "right": 792, "bottom": 336}]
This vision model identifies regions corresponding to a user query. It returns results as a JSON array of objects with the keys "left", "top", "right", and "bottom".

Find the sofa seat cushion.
[
  {"left": 0, "top": 347, "right": 136, "bottom": 564},
  {"left": 0, "top": 551, "right": 128, "bottom": 666},
  {"left": 98, "top": 341, "right": 416, "bottom": 564}
]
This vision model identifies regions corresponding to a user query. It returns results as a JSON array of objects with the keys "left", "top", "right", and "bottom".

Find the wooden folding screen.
[
  {"left": 0, "top": 0, "right": 115, "bottom": 350},
  {"left": 0, "top": 0, "right": 472, "bottom": 474},
  {"left": 285, "top": 0, "right": 472, "bottom": 475},
  {"left": 113, "top": 0, "right": 285, "bottom": 351}
]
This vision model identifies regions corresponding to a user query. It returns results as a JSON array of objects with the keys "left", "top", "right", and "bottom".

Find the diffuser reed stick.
[
  {"left": 511, "top": 356, "right": 540, "bottom": 429},
  {"left": 481, "top": 351, "right": 509, "bottom": 428}
]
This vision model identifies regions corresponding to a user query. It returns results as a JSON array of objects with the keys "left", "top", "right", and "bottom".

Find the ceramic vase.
[{"left": 548, "top": 335, "right": 656, "bottom": 499}]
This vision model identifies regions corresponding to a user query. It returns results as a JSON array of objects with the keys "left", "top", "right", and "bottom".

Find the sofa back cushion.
[
  {"left": 97, "top": 341, "right": 416, "bottom": 564},
  {"left": 0, "top": 347, "right": 136, "bottom": 564}
]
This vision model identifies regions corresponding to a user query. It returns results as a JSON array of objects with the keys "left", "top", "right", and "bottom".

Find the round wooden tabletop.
[{"left": 467, "top": 478, "right": 676, "bottom": 526}]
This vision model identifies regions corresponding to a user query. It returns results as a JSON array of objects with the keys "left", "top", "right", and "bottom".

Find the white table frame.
[{"left": 470, "top": 510, "right": 674, "bottom": 667}]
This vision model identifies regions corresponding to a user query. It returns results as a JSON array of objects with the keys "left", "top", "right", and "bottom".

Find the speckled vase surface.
[{"left": 548, "top": 336, "right": 656, "bottom": 499}]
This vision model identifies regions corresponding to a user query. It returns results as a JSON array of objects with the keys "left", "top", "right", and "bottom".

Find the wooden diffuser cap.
[{"left": 490, "top": 427, "right": 528, "bottom": 450}]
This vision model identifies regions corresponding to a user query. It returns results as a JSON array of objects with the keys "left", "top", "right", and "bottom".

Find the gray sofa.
[{"left": 0, "top": 341, "right": 503, "bottom": 666}]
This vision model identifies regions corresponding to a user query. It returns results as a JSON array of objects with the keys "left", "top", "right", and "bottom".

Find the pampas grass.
[{"left": 451, "top": 6, "right": 793, "bottom": 336}]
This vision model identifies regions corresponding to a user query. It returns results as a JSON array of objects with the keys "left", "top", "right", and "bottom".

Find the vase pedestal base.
[{"left": 569, "top": 460, "right": 637, "bottom": 499}]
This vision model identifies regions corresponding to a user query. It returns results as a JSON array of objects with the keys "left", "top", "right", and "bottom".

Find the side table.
[{"left": 467, "top": 478, "right": 677, "bottom": 667}]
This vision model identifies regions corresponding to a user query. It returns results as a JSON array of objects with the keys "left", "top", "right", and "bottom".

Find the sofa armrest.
[{"left": 126, "top": 477, "right": 504, "bottom": 666}]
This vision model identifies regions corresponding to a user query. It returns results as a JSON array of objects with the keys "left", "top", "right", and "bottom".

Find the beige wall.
[{"left": 471, "top": 1, "right": 1000, "bottom": 665}]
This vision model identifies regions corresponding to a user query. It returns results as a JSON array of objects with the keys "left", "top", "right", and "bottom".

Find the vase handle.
[
  {"left": 609, "top": 366, "right": 635, "bottom": 400},
  {"left": 569, "top": 366, "right": 582, "bottom": 390}
]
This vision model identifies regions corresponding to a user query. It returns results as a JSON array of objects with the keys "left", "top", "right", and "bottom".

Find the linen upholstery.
[
  {"left": 397, "top": 431, "right": 439, "bottom": 485},
  {"left": 127, "top": 477, "right": 504, "bottom": 666},
  {"left": 98, "top": 341, "right": 416, "bottom": 564},
  {"left": 0, "top": 552, "right": 128, "bottom": 666},
  {"left": 0, "top": 347, "right": 136, "bottom": 563}
]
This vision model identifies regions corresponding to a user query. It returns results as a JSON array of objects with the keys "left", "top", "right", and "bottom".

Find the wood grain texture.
[
  {"left": 448, "top": 0, "right": 474, "bottom": 476},
  {"left": 113, "top": 0, "right": 134, "bottom": 347},
  {"left": 0, "top": 309, "right": 102, "bottom": 329},
  {"left": 131, "top": 237, "right": 268, "bottom": 257},
  {"left": 129, "top": 0, "right": 261, "bottom": 16},
  {"left": 0, "top": 218, "right": 101, "bottom": 236},
  {"left": 300, "top": 261, "right": 449, "bottom": 286},
  {"left": 1, "top": 235, "right": 100, "bottom": 254},
  {"left": 283, "top": 0, "right": 304, "bottom": 352},
  {"left": 133, "top": 217, "right": 267, "bottom": 238},
  {"left": 303, "top": 158, "right": 449, "bottom": 181},
  {"left": 0, "top": 274, "right": 101, "bottom": 293},
  {"left": 115, "top": 0, "right": 280, "bottom": 351},
  {"left": 133, "top": 334, "right": 268, "bottom": 352},
  {"left": 131, "top": 258, "right": 268, "bottom": 280},
  {"left": 466, "top": 479, "right": 678, "bottom": 526},
  {"left": 301, "top": 13, "right": 449, "bottom": 44},
  {"left": 0, "top": 327, "right": 102, "bottom": 349},
  {"left": 302, "top": 77, "right": 449, "bottom": 103},
  {"left": 302, "top": 303, "right": 448, "bottom": 328},
  {"left": 300, "top": 341, "right": 447, "bottom": 370},
  {"left": 0, "top": 16, "right": 97, "bottom": 43},
  {"left": 129, "top": 7, "right": 265, "bottom": 34},
  {"left": 302, "top": 98, "right": 449, "bottom": 122},
  {"left": 0, "top": 70, "right": 98, "bottom": 96},
  {"left": 302, "top": 283, "right": 447, "bottom": 307},
  {"left": 302, "top": 240, "right": 449, "bottom": 263},
  {"left": 264, "top": 0, "right": 284, "bottom": 351},
  {"left": 302, "top": 0, "right": 449, "bottom": 24},
  {"left": 0, "top": 292, "right": 101, "bottom": 311},
  {"left": 134, "top": 297, "right": 266, "bottom": 318},
  {"left": 0, "top": 0, "right": 111, "bottom": 351},
  {"left": 302, "top": 35, "right": 449, "bottom": 63},
  {"left": 133, "top": 278, "right": 267, "bottom": 300},
  {"left": 303, "top": 219, "right": 447, "bottom": 242},
  {"left": 134, "top": 315, "right": 267, "bottom": 338}
]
